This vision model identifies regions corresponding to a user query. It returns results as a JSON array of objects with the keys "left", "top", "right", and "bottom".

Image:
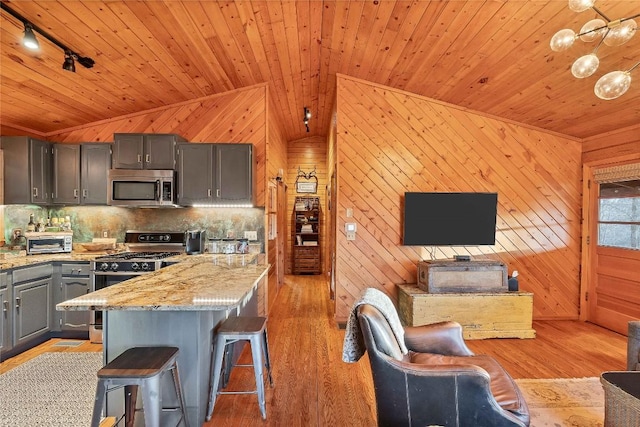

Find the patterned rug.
[
  {"left": 0, "top": 352, "right": 103, "bottom": 427},
  {"left": 516, "top": 377, "right": 604, "bottom": 427}
]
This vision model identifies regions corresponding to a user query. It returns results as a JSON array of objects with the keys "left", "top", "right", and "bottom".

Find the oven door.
[{"left": 90, "top": 272, "right": 140, "bottom": 343}]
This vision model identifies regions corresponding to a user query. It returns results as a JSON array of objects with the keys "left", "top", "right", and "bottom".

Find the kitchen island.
[{"left": 57, "top": 254, "right": 270, "bottom": 426}]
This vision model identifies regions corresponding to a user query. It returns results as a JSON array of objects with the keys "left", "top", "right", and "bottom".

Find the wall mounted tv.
[{"left": 403, "top": 192, "right": 498, "bottom": 246}]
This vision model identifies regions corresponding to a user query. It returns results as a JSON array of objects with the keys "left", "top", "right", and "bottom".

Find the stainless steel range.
[{"left": 89, "top": 230, "right": 184, "bottom": 343}]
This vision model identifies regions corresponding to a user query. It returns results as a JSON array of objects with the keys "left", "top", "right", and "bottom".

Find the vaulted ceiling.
[{"left": 1, "top": 1, "right": 638, "bottom": 142}]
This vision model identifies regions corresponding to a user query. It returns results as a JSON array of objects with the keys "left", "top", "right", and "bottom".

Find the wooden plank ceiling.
[{"left": 1, "top": 0, "right": 638, "bottom": 141}]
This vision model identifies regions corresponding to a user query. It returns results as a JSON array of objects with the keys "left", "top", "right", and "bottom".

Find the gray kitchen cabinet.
[
  {"left": 113, "top": 133, "right": 186, "bottom": 170},
  {"left": 12, "top": 264, "right": 53, "bottom": 348},
  {"left": 177, "top": 143, "right": 213, "bottom": 205},
  {"left": 52, "top": 144, "right": 80, "bottom": 204},
  {"left": 0, "top": 272, "right": 11, "bottom": 356},
  {"left": 1, "top": 136, "right": 53, "bottom": 205},
  {"left": 177, "top": 143, "right": 253, "bottom": 206},
  {"left": 217, "top": 143, "right": 253, "bottom": 203},
  {"left": 53, "top": 262, "right": 91, "bottom": 334},
  {"left": 52, "top": 143, "right": 112, "bottom": 205},
  {"left": 81, "top": 143, "right": 112, "bottom": 204}
]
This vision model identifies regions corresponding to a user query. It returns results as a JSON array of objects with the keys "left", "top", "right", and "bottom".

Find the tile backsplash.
[{"left": 3, "top": 205, "right": 265, "bottom": 249}]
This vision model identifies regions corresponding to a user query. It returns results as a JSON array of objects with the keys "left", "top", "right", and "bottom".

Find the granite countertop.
[
  {"left": 57, "top": 255, "right": 269, "bottom": 311},
  {"left": 0, "top": 251, "right": 116, "bottom": 269}
]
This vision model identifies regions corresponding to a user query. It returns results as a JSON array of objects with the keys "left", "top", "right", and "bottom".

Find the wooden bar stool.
[
  {"left": 91, "top": 346, "right": 189, "bottom": 427},
  {"left": 206, "top": 316, "right": 274, "bottom": 420}
]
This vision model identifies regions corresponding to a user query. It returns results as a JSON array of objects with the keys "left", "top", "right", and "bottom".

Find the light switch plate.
[
  {"left": 244, "top": 230, "right": 258, "bottom": 241},
  {"left": 345, "top": 223, "right": 356, "bottom": 240}
]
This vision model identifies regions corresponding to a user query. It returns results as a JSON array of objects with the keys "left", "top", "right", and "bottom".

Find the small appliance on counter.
[
  {"left": 184, "top": 230, "right": 206, "bottom": 255},
  {"left": 24, "top": 231, "right": 73, "bottom": 255}
]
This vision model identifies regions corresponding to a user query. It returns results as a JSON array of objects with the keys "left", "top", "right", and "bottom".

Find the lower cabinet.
[
  {"left": 54, "top": 262, "right": 91, "bottom": 333},
  {"left": 1, "top": 264, "right": 53, "bottom": 361},
  {"left": 13, "top": 274, "right": 52, "bottom": 347},
  {"left": 0, "top": 272, "right": 11, "bottom": 355}
]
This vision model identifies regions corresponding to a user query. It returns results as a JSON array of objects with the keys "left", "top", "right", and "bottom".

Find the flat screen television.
[{"left": 403, "top": 192, "right": 498, "bottom": 246}]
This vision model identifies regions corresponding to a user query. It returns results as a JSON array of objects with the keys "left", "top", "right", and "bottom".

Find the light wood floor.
[{"left": 1, "top": 275, "right": 628, "bottom": 426}]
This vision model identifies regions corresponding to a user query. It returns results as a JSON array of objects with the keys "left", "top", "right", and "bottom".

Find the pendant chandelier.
[{"left": 550, "top": 0, "right": 639, "bottom": 100}]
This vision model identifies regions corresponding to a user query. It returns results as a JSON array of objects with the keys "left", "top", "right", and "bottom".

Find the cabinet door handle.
[
  {"left": 82, "top": 189, "right": 88, "bottom": 198},
  {"left": 208, "top": 189, "right": 212, "bottom": 198},
  {"left": 74, "top": 189, "right": 79, "bottom": 198},
  {"left": 216, "top": 189, "right": 221, "bottom": 198},
  {"left": 15, "top": 297, "right": 21, "bottom": 310},
  {"left": 2, "top": 300, "right": 7, "bottom": 313},
  {"left": 137, "top": 154, "right": 142, "bottom": 163},
  {"left": 33, "top": 188, "right": 38, "bottom": 198},
  {"left": 145, "top": 154, "right": 150, "bottom": 163}
]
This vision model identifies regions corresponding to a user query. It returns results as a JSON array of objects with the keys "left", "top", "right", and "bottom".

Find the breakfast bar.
[{"left": 57, "top": 255, "right": 270, "bottom": 426}]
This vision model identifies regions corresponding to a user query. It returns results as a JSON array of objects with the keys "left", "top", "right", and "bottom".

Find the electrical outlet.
[
  {"left": 12, "top": 228, "right": 22, "bottom": 239},
  {"left": 102, "top": 230, "right": 109, "bottom": 238},
  {"left": 244, "top": 230, "right": 258, "bottom": 241}
]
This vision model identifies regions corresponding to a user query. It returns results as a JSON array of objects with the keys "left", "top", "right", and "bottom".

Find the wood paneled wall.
[
  {"left": 266, "top": 94, "right": 289, "bottom": 309},
  {"left": 286, "top": 136, "right": 328, "bottom": 274},
  {"left": 333, "top": 75, "right": 583, "bottom": 323},
  {"left": 582, "top": 124, "right": 640, "bottom": 166}
]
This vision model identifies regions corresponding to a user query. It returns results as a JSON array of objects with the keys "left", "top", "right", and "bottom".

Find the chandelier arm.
[
  {"left": 629, "top": 61, "right": 640, "bottom": 73},
  {"left": 591, "top": 6, "right": 611, "bottom": 22}
]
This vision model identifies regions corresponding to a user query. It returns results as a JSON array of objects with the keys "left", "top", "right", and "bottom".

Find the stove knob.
[
  {"left": 163, "top": 234, "right": 170, "bottom": 241},
  {"left": 131, "top": 262, "right": 140, "bottom": 271},
  {"left": 141, "top": 262, "right": 150, "bottom": 271},
  {"left": 111, "top": 263, "right": 119, "bottom": 271},
  {"left": 100, "top": 262, "right": 110, "bottom": 271}
]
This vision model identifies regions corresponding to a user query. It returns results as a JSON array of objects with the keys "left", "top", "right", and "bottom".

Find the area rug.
[
  {"left": 516, "top": 377, "right": 604, "bottom": 427},
  {"left": 0, "top": 352, "right": 103, "bottom": 427}
]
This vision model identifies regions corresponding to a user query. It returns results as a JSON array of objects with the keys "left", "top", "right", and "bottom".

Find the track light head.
[
  {"left": 22, "top": 23, "right": 39, "bottom": 50},
  {"left": 62, "top": 50, "right": 75, "bottom": 72},
  {"left": 303, "top": 107, "right": 311, "bottom": 132}
]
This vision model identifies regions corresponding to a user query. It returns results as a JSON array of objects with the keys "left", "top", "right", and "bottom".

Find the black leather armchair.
[{"left": 357, "top": 304, "right": 530, "bottom": 427}]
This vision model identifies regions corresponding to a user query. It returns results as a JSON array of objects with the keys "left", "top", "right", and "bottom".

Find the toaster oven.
[{"left": 25, "top": 232, "right": 73, "bottom": 255}]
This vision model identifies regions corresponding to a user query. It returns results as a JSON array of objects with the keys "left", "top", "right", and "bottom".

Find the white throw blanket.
[{"left": 342, "top": 288, "right": 408, "bottom": 363}]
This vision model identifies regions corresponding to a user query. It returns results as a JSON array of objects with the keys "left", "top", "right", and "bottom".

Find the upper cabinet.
[
  {"left": 177, "top": 143, "right": 253, "bottom": 206},
  {"left": 80, "top": 144, "right": 112, "bottom": 205},
  {"left": 113, "top": 133, "right": 186, "bottom": 170},
  {"left": 52, "top": 143, "right": 112, "bottom": 206},
  {"left": 1, "top": 136, "right": 53, "bottom": 205},
  {"left": 52, "top": 144, "right": 80, "bottom": 205}
]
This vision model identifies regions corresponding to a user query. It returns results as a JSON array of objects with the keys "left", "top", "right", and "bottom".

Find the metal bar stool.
[
  {"left": 206, "top": 316, "right": 274, "bottom": 420},
  {"left": 91, "top": 346, "right": 189, "bottom": 427}
]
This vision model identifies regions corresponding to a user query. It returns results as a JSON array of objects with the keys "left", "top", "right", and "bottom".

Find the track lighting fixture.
[
  {"left": 303, "top": 107, "right": 311, "bottom": 132},
  {"left": 22, "top": 23, "right": 39, "bottom": 50},
  {"left": 0, "top": 2, "right": 95, "bottom": 73},
  {"left": 62, "top": 50, "right": 75, "bottom": 72}
]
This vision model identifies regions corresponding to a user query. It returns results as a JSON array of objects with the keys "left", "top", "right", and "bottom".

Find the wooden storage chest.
[
  {"left": 397, "top": 284, "right": 535, "bottom": 339},
  {"left": 417, "top": 259, "right": 508, "bottom": 293}
]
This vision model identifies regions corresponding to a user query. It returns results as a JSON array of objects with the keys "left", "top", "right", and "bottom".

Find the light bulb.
[
  {"left": 568, "top": 0, "right": 595, "bottom": 13},
  {"left": 579, "top": 19, "right": 606, "bottom": 42},
  {"left": 604, "top": 19, "right": 637, "bottom": 46},
  {"left": 571, "top": 54, "right": 599, "bottom": 78},
  {"left": 22, "top": 24, "right": 39, "bottom": 50},
  {"left": 550, "top": 29, "right": 576, "bottom": 51},
  {"left": 594, "top": 70, "right": 632, "bottom": 100}
]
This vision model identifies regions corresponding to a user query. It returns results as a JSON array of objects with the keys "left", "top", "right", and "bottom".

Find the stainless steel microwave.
[{"left": 107, "top": 169, "right": 177, "bottom": 207}]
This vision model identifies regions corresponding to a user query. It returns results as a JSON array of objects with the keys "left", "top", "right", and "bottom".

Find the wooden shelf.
[{"left": 292, "top": 196, "right": 321, "bottom": 275}]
